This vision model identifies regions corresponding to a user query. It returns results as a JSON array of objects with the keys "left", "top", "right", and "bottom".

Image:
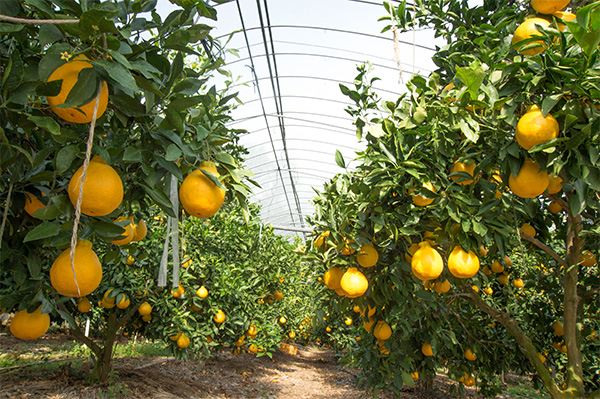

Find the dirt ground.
[{"left": 0, "top": 334, "right": 486, "bottom": 399}]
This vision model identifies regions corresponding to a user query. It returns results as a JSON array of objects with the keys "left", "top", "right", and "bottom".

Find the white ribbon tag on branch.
[{"left": 158, "top": 174, "right": 180, "bottom": 288}]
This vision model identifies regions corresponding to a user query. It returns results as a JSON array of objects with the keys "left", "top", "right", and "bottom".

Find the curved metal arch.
[
  {"left": 215, "top": 25, "right": 437, "bottom": 52},
  {"left": 239, "top": 75, "right": 406, "bottom": 96}
]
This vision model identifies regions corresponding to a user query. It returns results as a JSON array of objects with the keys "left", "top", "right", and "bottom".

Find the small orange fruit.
[
  {"left": 340, "top": 267, "right": 369, "bottom": 298},
  {"left": 515, "top": 105, "right": 559, "bottom": 150},
  {"left": 46, "top": 56, "right": 109, "bottom": 123},
  {"left": 179, "top": 161, "right": 225, "bottom": 218},
  {"left": 508, "top": 158, "right": 549, "bottom": 198},
  {"left": 9, "top": 306, "right": 51, "bottom": 340},
  {"left": 409, "top": 181, "right": 435, "bottom": 206},
  {"left": 512, "top": 17, "right": 551, "bottom": 56},
  {"left": 411, "top": 241, "right": 444, "bottom": 281},
  {"left": 68, "top": 155, "right": 123, "bottom": 217},
  {"left": 50, "top": 239, "right": 102, "bottom": 297},
  {"left": 447, "top": 245, "right": 480, "bottom": 278}
]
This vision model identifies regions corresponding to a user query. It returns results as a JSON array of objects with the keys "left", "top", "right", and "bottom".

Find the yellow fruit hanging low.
[
  {"left": 68, "top": 155, "right": 123, "bottom": 217},
  {"left": 531, "top": 0, "right": 570, "bottom": 14},
  {"left": 508, "top": 158, "right": 549, "bottom": 198},
  {"left": 447, "top": 245, "right": 480, "bottom": 278},
  {"left": 50, "top": 239, "right": 102, "bottom": 297},
  {"left": 9, "top": 306, "right": 51, "bottom": 340},
  {"left": 24, "top": 192, "right": 48, "bottom": 217},
  {"left": 512, "top": 17, "right": 551, "bottom": 56},
  {"left": 46, "top": 56, "right": 109, "bottom": 124},
  {"left": 179, "top": 161, "right": 225, "bottom": 218},
  {"left": 111, "top": 216, "right": 135, "bottom": 245},
  {"left": 411, "top": 241, "right": 444, "bottom": 281},
  {"left": 357, "top": 243, "right": 378, "bottom": 267},
  {"left": 515, "top": 105, "right": 559, "bottom": 150},
  {"left": 340, "top": 267, "right": 369, "bottom": 298}
]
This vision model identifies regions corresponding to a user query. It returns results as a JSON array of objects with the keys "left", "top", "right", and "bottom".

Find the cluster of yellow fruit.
[
  {"left": 409, "top": 241, "right": 480, "bottom": 282},
  {"left": 323, "top": 265, "right": 369, "bottom": 298}
]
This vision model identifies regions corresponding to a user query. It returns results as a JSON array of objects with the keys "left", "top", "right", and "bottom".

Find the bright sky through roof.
[{"left": 156, "top": 0, "right": 441, "bottom": 235}]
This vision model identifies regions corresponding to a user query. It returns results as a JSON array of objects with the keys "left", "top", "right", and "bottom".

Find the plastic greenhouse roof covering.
[{"left": 158, "top": 0, "right": 441, "bottom": 236}]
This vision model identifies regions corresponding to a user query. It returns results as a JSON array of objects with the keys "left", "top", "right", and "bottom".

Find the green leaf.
[
  {"left": 55, "top": 144, "right": 79, "bottom": 174},
  {"left": 94, "top": 59, "right": 137, "bottom": 97},
  {"left": 165, "top": 144, "right": 182, "bottom": 162},
  {"left": 335, "top": 150, "right": 346, "bottom": 168},
  {"left": 28, "top": 116, "right": 61, "bottom": 137},
  {"left": 23, "top": 221, "right": 61, "bottom": 242},
  {"left": 123, "top": 147, "right": 142, "bottom": 162}
]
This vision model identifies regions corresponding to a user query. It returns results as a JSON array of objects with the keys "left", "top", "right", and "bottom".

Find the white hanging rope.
[{"left": 68, "top": 83, "right": 103, "bottom": 297}]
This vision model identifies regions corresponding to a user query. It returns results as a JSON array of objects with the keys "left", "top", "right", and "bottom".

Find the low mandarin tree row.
[
  {"left": 306, "top": 0, "right": 599, "bottom": 398},
  {"left": 66, "top": 204, "right": 314, "bottom": 361},
  {"left": 0, "top": 0, "right": 257, "bottom": 382}
]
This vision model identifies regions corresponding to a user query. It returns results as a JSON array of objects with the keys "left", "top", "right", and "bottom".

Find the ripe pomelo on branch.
[
  {"left": 68, "top": 155, "right": 123, "bottom": 217},
  {"left": 46, "top": 56, "right": 109, "bottom": 124},
  {"left": 179, "top": 161, "right": 225, "bottom": 218},
  {"left": 50, "top": 239, "right": 102, "bottom": 297}
]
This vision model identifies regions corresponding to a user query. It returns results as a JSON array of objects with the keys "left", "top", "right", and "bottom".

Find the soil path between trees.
[{"left": 0, "top": 335, "right": 481, "bottom": 399}]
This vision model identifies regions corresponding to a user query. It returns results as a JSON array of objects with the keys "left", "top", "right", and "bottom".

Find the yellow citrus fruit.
[
  {"left": 552, "top": 321, "right": 564, "bottom": 336},
  {"left": 324, "top": 266, "right": 345, "bottom": 290},
  {"left": 24, "top": 192, "right": 48, "bottom": 217},
  {"left": 111, "top": 216, "right": 135, "bottom": 245},
  {"left": 68, "top": 155, "right": 123, "bottom": 217},
  {"left": 197, "top": 286, "right": 209, "bottom": 298},
  {"left": 340, "top": 237, "right": 356, "bottom": 255},
  {"left": 450, "top": 161, "right": 477, "bottom": 185},
  {"left": 50, "top": 239, "right": 102, "bottom": 297},
  {"left": 547, "top": 174, "right": 563, "bottom": 194},
  {"left": 434, "top": 280, "right": 451, "bottom": 294},
  {"left": 340, "top": 267, "right": 369, "bottom": 298},
  {"left": 422, "top": 342, "right": 433, "bottom": 356},
  {"left": 464, "top": 348, "right": 477, "bottom": 361},
  {"left": 515, "top": 105, "right": 559, "bottom": 150},
  {"left": 116, "top": 295, "right": 130, "bottom": 309},
  {"left": 479, "top": 245, "right": 488, "bottom": 257},
  {"left": 10, "top": 306, "right": 51, "bottom": 340},
  {"left": 179, "top": 161, "right": 225, "bottom": 218},
  {"left": 357, "top": 243, "right": 379, "bottom": 268},
  {"left": 46, "top": 57, "right": 109, "bottom": 123},
  {"left": 373, "top": 321, "right": 392, "bottom": 341},
  {"left": 409, "top": 181, "right": 435, "bottom": 206},
  {"left": 508, "top": 158, "right": 549, "bottom": 198},
  {"left": 214, "top": 310, "right": 226, "bottom": 324},
  {"left": 548, "top": 201, "right": 562, "bottom": 213},
  {"left": 532, "top": 0, "right": 570, "bottom": 14},
  {"left": 513, "top": 278, "right": 524, "bottom": 288},
  {"left": 491, "top": 260, "right": 504, "bottom": 273},
  {"left": 512, "top": 17, "right": 551, "bottom": 56},
  {"left": 344, "top": 317, "right": 353, "bottom": 326},
  {"left": 314, "top": 230, "right": 330, "bottom": 248},
  {"left": 77, "top": 297, "right": 92, "bottom": 312},
  {"left": 138, "top": 302, "right": 152, "bottom": 316},
  {"left": 131, "top": 220, "right": 147, "bottom": 241},
  {"left": 448, "top": 245, "right": 480, "bottom": 278},
  {"left": 520, "top": 223, "right": 536, "bottom": 238},
  {"left": 411, "top": 241, "right": 444, "bottom": 281},
  {"left": 176, "top": 333, "right": 190, "bottom": 348},
  {"left": 579, "top": 250, "right": 597, "bottom": 267}
]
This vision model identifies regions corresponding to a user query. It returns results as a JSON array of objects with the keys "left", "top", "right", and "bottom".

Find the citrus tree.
[
  {"left": 0, "top": 0, "right": 258, "bottom": 382},
  {"left": 307, "top": 1, "right": 599, "bottom": 398}
]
